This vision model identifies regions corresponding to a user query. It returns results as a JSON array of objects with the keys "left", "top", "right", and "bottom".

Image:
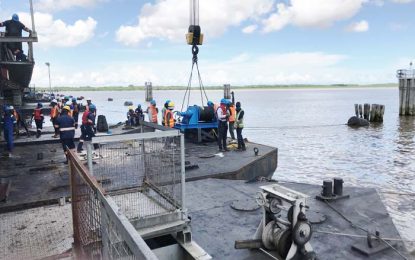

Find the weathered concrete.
[{"left": 186, "top": 179, "right": 410, "bottom": 260}]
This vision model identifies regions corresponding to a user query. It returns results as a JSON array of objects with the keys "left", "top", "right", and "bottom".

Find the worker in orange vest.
[
  {"left": 50, "top": 99, "right": 60, "bottom": 138},
  {"left": 31, "top": 103, "right": 44, "bottom": 138},
  {"left": 164, "top": 101, "right": 175, "bottom": 128},
  {"left": 146, "top": 99, "right": 158, "bottom": 124},
  {"left": 228, "top": 102, "right": 236, "bottom": 140}
]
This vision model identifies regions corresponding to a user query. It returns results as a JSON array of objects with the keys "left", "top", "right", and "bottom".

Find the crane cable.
[{"left": 180, "top": 44, "right": 209, "bottom": 113}]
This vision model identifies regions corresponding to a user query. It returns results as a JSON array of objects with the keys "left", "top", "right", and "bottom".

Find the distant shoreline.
[{"left": 37, "top": 84, "right": 397, "bottom": 92}]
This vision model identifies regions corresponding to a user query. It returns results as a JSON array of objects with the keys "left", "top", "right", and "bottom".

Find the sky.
[{"left": 1, "top": 0, "right": 415, "bottom": 87}]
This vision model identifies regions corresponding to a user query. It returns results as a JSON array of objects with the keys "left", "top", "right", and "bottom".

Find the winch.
[{"left": 235, "top": 184, "right": 316, "bottom": 260}]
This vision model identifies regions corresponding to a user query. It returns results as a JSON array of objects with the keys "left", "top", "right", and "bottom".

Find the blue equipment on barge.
[{"left": 175, "top": 105, "right": 218, "bottom": 142}]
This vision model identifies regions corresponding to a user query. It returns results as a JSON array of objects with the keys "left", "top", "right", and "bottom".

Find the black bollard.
[
  {"left": 322, "top": 180, "right": 333, "bottom": 197},
  {"left": 333, "top": 178, "right": 344, "bottom": 196}
]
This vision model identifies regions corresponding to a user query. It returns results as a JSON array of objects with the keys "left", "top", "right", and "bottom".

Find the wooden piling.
[
  {"left": 224, "top": 84, "right": 231, "bottom": 99},
  {"left": 358, "top": 104, "right": 363, "bottom": 118},
  {"left": 145, "top": 82, "right": 153, "bottom": 102},
  {"left": 354, "top": 104, "right": 359, "bottom": 117},
  {"left": 363, "top": 103, "right": 370, "bottom": 120},
  {"left": 397, "top": 69, "right": 415, "bottom": 116}
]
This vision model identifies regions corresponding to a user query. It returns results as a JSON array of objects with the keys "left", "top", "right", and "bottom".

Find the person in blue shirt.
[
  {"left": 55, "top": 105, "right": 75, "bottom": 163},
  {"left": 1, "top": 105, "right": 16, "bottom": 157}
]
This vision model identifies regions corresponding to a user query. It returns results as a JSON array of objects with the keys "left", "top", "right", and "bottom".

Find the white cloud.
[
  {"left": 242, "top": 25, "right": 258, "bottom": 34},
  {"left": 36, "top": 0, "right": 104, "bottom": 12},
  {"left": 346, "top": 20, "right": 369, "bottom": 32},
  {"left": 391, "top": 0, "right": 414, "bottom": 3},
  {"left": 262, "top": 0, "right": 366, "bottom": 32},
  {"left": 19, "top": 12, "right": 97, "bottom": 47},
  {"left": 116, "top": 0, "right": 273, "bottom": 46}
]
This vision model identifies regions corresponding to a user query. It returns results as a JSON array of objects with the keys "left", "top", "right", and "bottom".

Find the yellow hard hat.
[
  {"left": 63, "top": 105, "right": 71, "bottom": 111},
  {"left": 128, "top": 106, "right": 134, "bottom": 110},
  {"left": 168, "top": 101, "right": 175, "bottom": 108}
]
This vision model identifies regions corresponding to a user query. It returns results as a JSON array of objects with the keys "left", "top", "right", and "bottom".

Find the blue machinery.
[{"left": 174, "top": 105, "right": 218, "bottom": 142}]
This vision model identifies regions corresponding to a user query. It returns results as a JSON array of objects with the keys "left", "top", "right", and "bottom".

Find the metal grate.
[
  {"left": 68, "top": 149, "right": 157, "bottom": 260},
  {"left": 92, "top": 132, "right": 184, "bottom": 220}
]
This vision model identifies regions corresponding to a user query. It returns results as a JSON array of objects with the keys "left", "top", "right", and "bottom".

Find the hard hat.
[
  {"left": 164, "top": 100, "right": 171, "bottom": 105},
  {"left": 65, "top": 101, "right": 72, "bottom": 106},
  {"left": 72, "top": 98, "right": 77, "bottom": 102},
  {"left": 86, "top": 97, "right": 92, "bottom": 101},
  {"left": 137, "top": 104, "right": 141, "bottom": 108},
  {"left": 64, "top": 96, "right": 69, "bottom": 100},
  {"left": 128, "top": 106, "right": 134, "bottom": 110},
  {"left": 168, "top": 101, "right": 175, "bottom": 109},
  {"left": 63, "top": 106, "right": 71, "bottom": 111},
  {"left": 51, "top": 99, "right": 57, "bottom": 104},
  {"left": 9, "top": 105, "right": 14, "bottom": 110},
  {"left": 220, "top": 98, "right": 227, "bottom": 104},
  {"left": 207, "top": 101, "right": 214, "bottom": 107},
  {"left": 12, "top": 14, "right": 19, "bottom": 22},
  {"left": 89, "top": 104, "right": 96, "bottom": 111},
  {"left": 150, "top": 100, "right": 156, "bottom": 105},
  {"left": 37, "top": 103, "right": 43, "bottom": 108}
]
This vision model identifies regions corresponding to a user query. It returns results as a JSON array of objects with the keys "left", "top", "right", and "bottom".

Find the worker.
[
  {"left": 0, "top": 14, "right": 32, "bottom": 61},
  {"left": 164, "top": 101, "right": 175, "bottom": 128},
  {"left": 50, "top": 99, "right": 60, "bottom": 138},
  {"left": 77, "top": 104, "right": 96, "bottom": 153},
  {"left": 65, "top": 101, "right": 73, "bottom": 117},
  {"left": 55, "top": 106, "right": 75, "bottom": 163},
  {"left": 11, "top": 106, "right": 30, "bottom": 137},
  {"left": 146, "top": 99, "right": 158, "bottom": 124},
  {"left": 127, "top": 106, "right": 135, "bottom": 126},
  {"left": 72, "top": 98, "right": 80, "bottom": 129},
  {"left": 56, "top": 97, "right": 62, "bottom": 111},
  {"left": 161, "top": 100, "right": 170, "bottom": 126},
  {"left": 228, "top": 102, "right": 236, "bottom": 140},
  {"left": 1, "top": 106, "right": 16, "bottom": 157},
  {"left": 85, "top": 97, "right": 92, "bottom": 111},
  {"left": 31, "top": 103, "right": 44, "bottom": 138},
  {"left": 135, "top": 104, "right": 144, "bottom": 126},
  {"left": 235, "top": 102, "right": 246, "bottom": 151},
  {"left": 216, "top": 98, "right": 229, "bottom": 152}
]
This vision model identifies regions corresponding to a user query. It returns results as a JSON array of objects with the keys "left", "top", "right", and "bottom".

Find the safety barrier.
[{"left": 67, "top": 148, "right": 158, "bottom": 259}]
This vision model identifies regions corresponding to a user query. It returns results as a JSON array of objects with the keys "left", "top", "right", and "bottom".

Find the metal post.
[
  {"left": 180, "top": 134, "right": 186, "bottom": 215},
  {"left": 45, "top": 62, "right": 52, "bottom": 94},
  {"left": 86, "top": 141, "right": 93, "bottom": 176},
  {"left": 29, "top": 0, "right": 36, "bottom": 33}
]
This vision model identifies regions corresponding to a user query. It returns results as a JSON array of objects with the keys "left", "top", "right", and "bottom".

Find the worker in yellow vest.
[
  {"left": 228, "top": 102, "right": 236, "bottom": 140},
  {"left": 235, "top": 102, "right": 245, "bottom": 151}
]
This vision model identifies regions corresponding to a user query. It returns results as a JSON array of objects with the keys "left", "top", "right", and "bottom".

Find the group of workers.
[
  {"left": 126, "top": 99, "right": 176, "bottom": 128},
  {"left": 214, "top": 99, "right": 245, "bottom": 152},
  {"left": 1, "top": 97, "right": 96, "bottom": 160}
]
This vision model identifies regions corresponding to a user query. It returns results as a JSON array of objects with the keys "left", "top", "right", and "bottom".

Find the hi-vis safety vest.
[
  {"left": 164, "top": 110, "right": 174, "bottom": 128},
  {"left": 34, "top": 108, "right": 43, "bottom": 120},
  {"left": 149, "top": 106, "right": 158, "bottom": 123},
  {"left": 229, "top": 106, "right": 236, "bottom": 122},
  {"left": 50, "top": 107, "right": 59, "bottom": 119},
  {"left": 235, "top": 109, "right": 244, "bottom": 128}
]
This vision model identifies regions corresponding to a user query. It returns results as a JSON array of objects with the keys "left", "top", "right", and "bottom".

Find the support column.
[
  {"left": 145, "top": 82, "right": 153, "bottom": 102},
  {"left": 224, "top": 84, "right": 231, "bottom": 99}
]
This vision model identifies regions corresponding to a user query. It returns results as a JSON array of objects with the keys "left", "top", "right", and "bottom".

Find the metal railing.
[
  {"left": 397, "top": 69, "right": 415, "bottom": 79},
  {"left": 68, "top": 149, "right": 157, "bottom": 260}
]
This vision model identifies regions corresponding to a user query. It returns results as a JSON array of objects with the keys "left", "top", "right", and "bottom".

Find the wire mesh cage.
[{"left": 92, "top": 133, "right": 184, "bottom": 221}]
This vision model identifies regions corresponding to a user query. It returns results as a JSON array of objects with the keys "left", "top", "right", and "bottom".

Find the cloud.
[
  {"left": 19, "top": 12, "right": 97, "bottom": 47},
  {"left": 116, "top": 0, "right": 273, "bottom": 46},
  {"left": 346, "top": 20, "right": 369, "bottom": 32},
  {"left": 262, "top": 0, "right": 366, "bottom": 32},
  {"left": 391, "top": 0, "right": 414, "bottom": 3},
  {"left": 36, "top": 0, "right": 104, "bottom": 12},
  {"left": 242, "top": 25, "right": 258, "bottom": 34}
]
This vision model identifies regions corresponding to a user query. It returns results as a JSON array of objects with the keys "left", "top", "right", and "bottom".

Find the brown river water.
[{"left": 62, "top": 87, "right": 415, "bottom": 252}]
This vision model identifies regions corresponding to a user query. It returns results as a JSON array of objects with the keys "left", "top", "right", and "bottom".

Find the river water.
[{"left": 67, "top": 88, "right": 415, "bottom": 252}]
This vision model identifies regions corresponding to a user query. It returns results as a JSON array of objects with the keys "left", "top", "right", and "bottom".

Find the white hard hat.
[
  {"left": 86, "top": 97, "right": 92, "bottom": 101},
  {"left": 9, "top": 105, "right": 14, "bottom": 110},
  {"left": 51, "top": 99, "right": 57, "bottom": 103},
  {"left": 66, "top": 101, "right": 72, "bottom": 106}
]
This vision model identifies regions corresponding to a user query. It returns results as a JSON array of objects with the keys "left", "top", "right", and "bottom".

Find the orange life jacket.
[
  {"left": 229, "top": 105, "right": 236, "bottom": 122},
  {"left": 82, "top": 111, "right": 89, "bottom": 125},
  {"left": 149, "top": 106, "right": 158, "bottom": 123},
  {"left": 164, "top": 110, "right": 174, "bottom": 128},
  {"left": 50, "top": 106, "right": 58, "bottom": 119},
  {"left": 13, "top": 110, "right": 19, "bottom": 121},
  {"left": 34, "top": 108, "right": 42, "bottom": 120}
]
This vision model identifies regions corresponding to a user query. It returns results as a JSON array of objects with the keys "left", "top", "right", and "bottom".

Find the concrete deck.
[
  {"left": 0, "top": 124, "right": 277, "bottom": 213},
  {"left": 0, "top": 180, "right": 409, "bottom": 260}
]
